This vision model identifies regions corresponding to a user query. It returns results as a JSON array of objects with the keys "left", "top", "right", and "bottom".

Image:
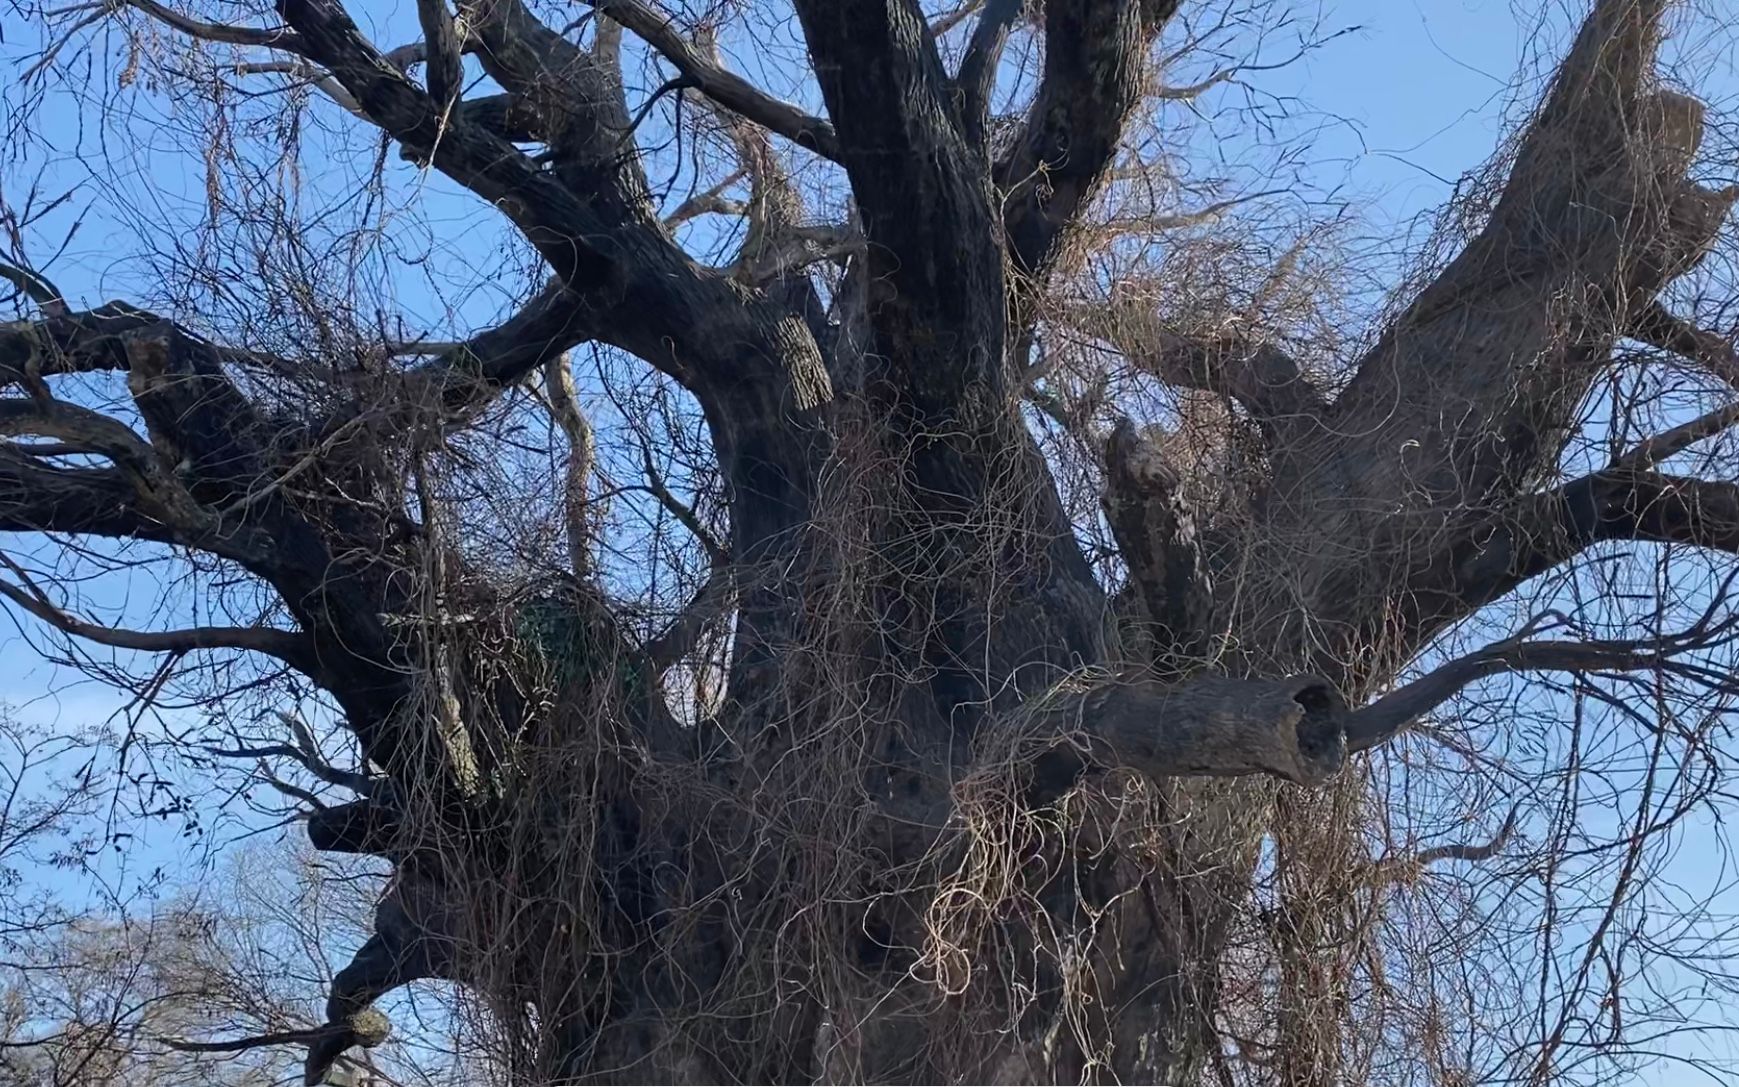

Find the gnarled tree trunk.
[{"left": 3, "top": 0, "right": 1737, "bottom": 1083}]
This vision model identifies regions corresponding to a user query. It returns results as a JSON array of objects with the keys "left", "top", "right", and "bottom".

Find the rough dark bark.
[{"left": 4, "top": 0, "right": 1737, "bottom": 1083}]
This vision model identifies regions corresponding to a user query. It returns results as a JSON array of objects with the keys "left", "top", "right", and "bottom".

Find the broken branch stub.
[{"left": 1023, "top": 673, "right": 1349, "bottom": 798}]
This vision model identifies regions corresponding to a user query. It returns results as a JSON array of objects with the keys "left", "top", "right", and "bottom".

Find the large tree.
[{"left": 3, "top": 0, "right": 1738, "bottom": 1083}]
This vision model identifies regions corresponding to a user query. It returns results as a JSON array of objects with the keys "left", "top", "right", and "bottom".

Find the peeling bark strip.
[{"left": 4, "top": 0, "right": 1739, "bottom": 1083}]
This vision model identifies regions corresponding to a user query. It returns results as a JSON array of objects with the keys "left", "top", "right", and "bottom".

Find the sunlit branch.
[
  {"left": 663, "top": 168, "right": 750, "bottom": 226},
  {"left": 538, "top": 353, "right": 597, "bottom": 579},
  {"left": 231, "top": 60, "right": 366, "bottom": 115}
]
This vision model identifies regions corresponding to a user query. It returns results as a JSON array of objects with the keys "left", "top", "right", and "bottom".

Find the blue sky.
[{"left": 4, "top": 1, "right": 1739, "bottom": 1082}]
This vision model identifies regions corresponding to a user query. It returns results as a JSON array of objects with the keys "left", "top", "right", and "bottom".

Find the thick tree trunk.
[{"left": 5, "top": 1, "right": 1737, "bottom": 1084}]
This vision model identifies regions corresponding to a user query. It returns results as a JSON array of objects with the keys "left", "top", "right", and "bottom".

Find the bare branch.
[
  {"left": 953, "top": 0, "right": 1020, "bottom": 146},
  {"left": 416, "top": 0, "right": 464, "bottom": 113},
  {"left": 166, "top": 1010, "right": 388, "bottom": 1087},
  {"left": 739, "top": 222, "right": 858, "bottom": 285},
  {"left": 1413, "top": 807, "right": 1519, "bottom": 867},
  {"left": 1027, "top": 608, "right": 1735, "bottom": 795},
  {"left": 538, "top": 353, "right": 596, "bottom": 578},
  {"left": 1138, "top": 189, "right": 1286, "bottom": 231},
  {"left": 231, "top": 59, "right": 366, "bottom": 115},
  {"left": 277, "top": 0, "right": 801, "bottom": 405},
  {"left": 0, "top": 398, "right": 161, "bottom": 476},
  {"left": 207, "top": 713, "right": 371, "bottom": 794},
  {"left": 1149, "top": 34, "right": 1363, "bottom": 102},
  {"left": 1345, "top": 617, "right": 1739, "bottom": 753},
  {"left": 1059, "top": 298, "right": 1325, "bottom": 438},
  {"left": 663, "top": 168, "right": 749, "bottom": 226},
  {"left": 0, "top": 553, "right": 314, "bottom": 668},
  {"left": 640, "top": 445, "right": 726, "bottom": 566},
  {"left": 642, "top": 562, "right": 732, "bottom": 676},
  {"left": 1021, "top": 672, "right": 1348, "bottom": 792},
  {"left": 929, "top": 1, "right": 984, "bottom": 37},
  {"left": 303, "top": 875, "right": 453, "bottom": 1085},
  {"left": 259, "top": 766, "right": 329, "bottom": 810},
  {"left": 1418, "top": 469, "right": 1739, "bottom": 636},
  {"left": 1611, "top": 401, "right": 1739, "bottom": 471},
  {"left": 585, "top": 0, "right": 841, "bottom": 160},
  {"left": 1629, "top": 300, "right": 1739, "bottom": 390},
  {"left": 0, "top": 258, "right": 67, "bottom": 315},
  {"left": 164, "top": 1026, "right": 335, "bottom": 1054},
  {"left": 0, "top": 456, "right": 170, "bottom": 541},
  {"left": 1151, "top": 67, "right": 1239, "bottom": 101},
  {"left": 996, "top": 1, "right": 1180, "bottom": 286},
  {"left": 1, "top": 303, "right": 162, "bottom": 385},
  {"left": 124, "top": 0, "right": 309, "bottom": 53},
  {"left": 274, "top": 0, "right": 635, "bottom": 291}
]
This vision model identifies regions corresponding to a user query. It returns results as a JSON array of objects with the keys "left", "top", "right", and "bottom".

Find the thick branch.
[
  {"left": 302, "top": 872, "right": 454, "bottom": 1084},
  {"left": 276, "top": 0, "right": 633, "bottom": 292},
  {"left": 1234, "top": 0, "right": 1737, "bottom": 675},
  {"left": 343, "top": 280, "right": 595, "bottom": 438},
  {"left": 0, "top": 259, "right": 67, "bottom": 315},
  {"left": 587, "top": 0, "right": 840, "bottom": 159},
  {"left": 1419, "top": 469, "right": 1739, "bottom": 634},
  {"left": 790, "top": 0, "right": 1002, "bottom": 389},
  {"left": 0, "top": 457, "right": 168, "bottom": 540},
  {"left": 1026, "top": 673, "right": 1347, "bottom": 793},
  {"left": 415, "top": 0, "right": 464, "bottom": 112},
  {"left": 996, "top": 1, "right": 1179, "bottom": 287},
  {"left": 1, "top": 303, "right": 303, "bottom": 390},
  {"left": 1102, "top": 419, "right": 1211, "bottom": 674},
  {"left": 1629, "top": 300, "right": 1739, "bottom": 389},
  {"left": 1344, "top": 623, "right": 1739, "bottom": 753},
  {"left": 1, "top": 303, "right": 162, "bottom": 384},
  {"left": 1028, "top": 602, "right": 1735, "bottom": 795},
  {"left": 953, "top": 0, "right": 1020, "bottom": 146},
  {"left": 784, "top": 0, "right": 1111, "bottom": 703},
  {"left": 642, "top": 562, "right": 732, "bottom": 677},
  {"left": 125, "top": 0, "right": 308, "bottom": 52},
  {"left": 306, "top": 797, "right": 399, "bottom": 856},
  {"left": 0, "top": 399, "right": 165, "bottom": 480},
  {"left": 448, "top": 92, "right": 544, "bottom": 143},
  {"left": 278, "top": 0, "right": 814, "bottom": 404},
  {"left": 1063, "top": 297, "right": 1326, "bottom": 438},
  {"left": 76, "top": 322, "right": 422, "bottom": 759},
  {"left": 0, "top": 561, "right": 314, "bottom": 670}
]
